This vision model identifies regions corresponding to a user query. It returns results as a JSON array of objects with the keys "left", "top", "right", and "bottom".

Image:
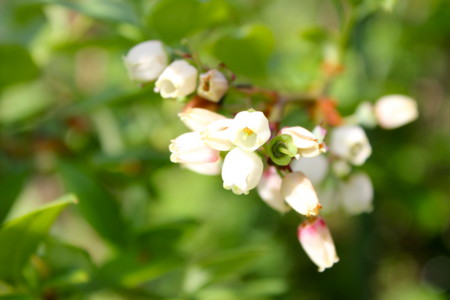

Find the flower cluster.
[{"left": 124, "top": 40, "right": 419, "bottom": 272}]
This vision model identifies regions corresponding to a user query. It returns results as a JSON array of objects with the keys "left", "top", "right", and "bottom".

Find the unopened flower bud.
[
  {"left": 281, "top": 172, "right": 321, "bottom": 216},
  {"left": 374, "top": 94, "right": 418, "bottom": 129},
  {"left": 257, "top": 167, "right": 290, "bottom": 213},
  {"left": 201, "top": 119, "right": 235, "bottom": 151},
  {"left": 340, "top": 172, "right": 373, "bottom": 215},
  {"left": 229, "top": 110, "right": 270, "bottom": 152},
  {"left": 197, "top": 69, "right": 229, "bottom": 102},
  {"left": 183, "top": 159, "right": 222, "bottom": 176},
  {"left": 279, "top": 126, "right": 324, "bottom": 158},
  {"left": 155, "top": 60, "right": 197, "bottom": 98},
  {"left": 178, "top": 108, "right": 226, "bottom": 132},
  {"left": 329, "top": 125, "right": 371, "bottom": 166},
  {"left": 222, "top": 148, "right": 263, "bottom": 195},
  {"left": 169, "top": 132, "right": 219, "bottom": 164},
  {"left": 298, "top": 217, "right": 339, "bottom": 272},
  {"left": 290, "top": 155, "right": 329, "bottom": 185},
  {"left": 124, "top": 40, "right": 168, "bottom": 82}
]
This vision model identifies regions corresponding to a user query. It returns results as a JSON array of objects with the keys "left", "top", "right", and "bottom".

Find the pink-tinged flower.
[
  {"left": 169, "top": 132, "right": 219, "bottom": 164},
  {"left": 279, "top": 126, "right": 324, "bottom": 158},
  {"left": 183, "top": 159, "right": 222, "bottom": 176},
  {"left": 229, "top": 110, "right": 271, "bottom": 152},
  {"left": 340, "top": 172, "right": 373, "bottom": 215},
  {"left": 298, "top": 217, "right": 339, "bottom": 272},
  {"left": 155, "top": 60, "right": 197, "bottom": 98},
  {"left": 123, "top": 40, "right": 168, "bottom": 82},
  {"left": 222, "top": 148, "right": 263, "bottom": 195},
  {"left": 329, "top": 125, "right": 371, "bottom": 166},
  {"left": 374, "top": 94, "right": 418, "bottom": 129},
  {"left": 281, "top": 172, "right": 321, "bottom": 216},
  {"left": 178, "top": 108, "right": 226, "bottom": 132},
  {"left": 197, "top": 69, "right": 229, "bottom": 102},
  {"left": 257, "top": 167, "right": 290, "bottom": 213},
  {"left": 201, "top": 118, "right": 235, "bottom": 151}
]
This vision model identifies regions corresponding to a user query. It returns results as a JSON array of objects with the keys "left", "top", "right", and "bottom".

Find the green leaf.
[
  {"left": 0, "top": 44, "right": 39, "bottom": 90},
  {"left": 0, "top": 169, "right": 28, "bottom": 224},
  {"left": 146, "top": 0, "right": 200, "bottom": 44},
  {"left": 59, "top": 162, "right": 128, "bottom": 247},
  {"left": 267, "top": 134, "right": 297, "bottom": 166},
  {"left": 146, "top": 0, "right": 231, "bottom": 44},
  {"left": 213, "top": 24, "right": 275, "bottom": 78},
  {"left": 0, "top": 194, "right": 77, "bottom": 282}
]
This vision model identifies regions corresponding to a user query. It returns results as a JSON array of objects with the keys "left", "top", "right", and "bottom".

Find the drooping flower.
[
  {"left": 123, "top": 40, "right": 168, "bottom": 82},
  {"left": 155, "top": 60, "right": 198, "bottom": 98},
  {"left": 257, "top": 167, "right": 290, "bottom": 213},
  {"left": 339, "top": 172, "right": 374, "bottom": 215},
  {"left": 290, "top": 155, "right": 329, "bottom": 185},
  {"left": 222, "top": 147, "right": 263, "bottom": 195},
  {"left": 279, "top": 126, "right": 324, "bottom": 158},
  {"left": 298, "top": 217, "right": 339, "bottom": 272},
  {"left": 374, "top": 94, "right": 419, "bottom": 129},
  {"left": 201, "top": 118, "right": 235, "bottom": 151},
  {"left": 169, "top": 132, "right": 219, "bottom": 164},
  {"left": 197, "top": 69, "right": 229, "bottom": 102},
  {"left": 329, "top": 125, "right": 372, "bottom": 166},
  {"left": 183, "top": 159, "right": 222, "bottom": 176},
  {"left": 178, "top": 108, "right": 226, "bottom": 132},
  {"left": 228, "top": 110, "right": 271, "bottom": 152},
  {"left": 281, "top": 172, "right": 321, "bottom": 216}
]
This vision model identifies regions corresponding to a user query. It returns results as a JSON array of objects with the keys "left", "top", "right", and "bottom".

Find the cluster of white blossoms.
[
  {"left": 124, "top": 40, "right": 419, "bottom": 272},
  {"left": 124, "top": 40, "right": 228, "bottom": 102}
]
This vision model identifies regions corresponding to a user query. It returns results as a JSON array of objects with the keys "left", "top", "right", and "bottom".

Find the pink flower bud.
[
  {"left": 169, "top": 132, "right": 219, "bottom": 164},
  {"left": 298, "top": 217, "right": 339, "bottom": 272},
  {"left": 281, "top": 172, "right": 321, "bottom": 216}
]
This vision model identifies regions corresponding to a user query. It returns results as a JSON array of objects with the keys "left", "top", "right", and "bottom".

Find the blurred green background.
[{"left": 1, "top": 0, "right": 449, "bottom": 299}]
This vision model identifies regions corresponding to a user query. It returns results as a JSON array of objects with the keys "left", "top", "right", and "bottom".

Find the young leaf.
[{"left": 0, "top": 194, "right": 77, "bottom": 283}]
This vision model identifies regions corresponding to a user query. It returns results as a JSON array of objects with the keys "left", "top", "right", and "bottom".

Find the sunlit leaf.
[{"left": 0, "top": 194, "right": 77, "bottom": 282}]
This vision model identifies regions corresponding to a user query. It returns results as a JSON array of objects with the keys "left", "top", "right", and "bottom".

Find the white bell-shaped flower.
[
  {"left": 329, "top": 125, "right": 372, "bottom": 166},
  {"left": 340, "top": 172, "right": 374, "bottom": 215},
  {"left": 374, "top": 94, "right": 419, "bottom": 129},
  {"left": 279, "top": 126, "right": 324, "bottom": 158},
  {"left": 281, "top": 172, "right": 321, "bottom": 216},
  {"left": 155, "top": 60, "right": 198, "bottom": 98},
  {"left": 197, "top": 69, "right": 229, "bottom": 102},
  {"left": 229, "top": 110, "right": 270, "bottom": 152},
  {"left": 178, "top": 108, "right": 226, "bottom": 132},
  {"left": 124, "top": 40, "right": 168, "bottom": 82},
  {"left": 298, "top": 217, "right": 339, "bottom": 272},
  {"left": 169, "top": 132, "right": 219, "bottom": 164},
  {"left": 257, "top": 167, "right": 290, "bottom": 213},
  {"left": 222, "top": 148, "right": 263, "bottom": 195},
  {"left": 201, "top": 118, "right": 235, "bottom": 151},
  {"left": 290, "top": 155, "right": 329, "bottom": 185},
  {"left": 183, "top": 159, "right": 222, "bottom": 176}
]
